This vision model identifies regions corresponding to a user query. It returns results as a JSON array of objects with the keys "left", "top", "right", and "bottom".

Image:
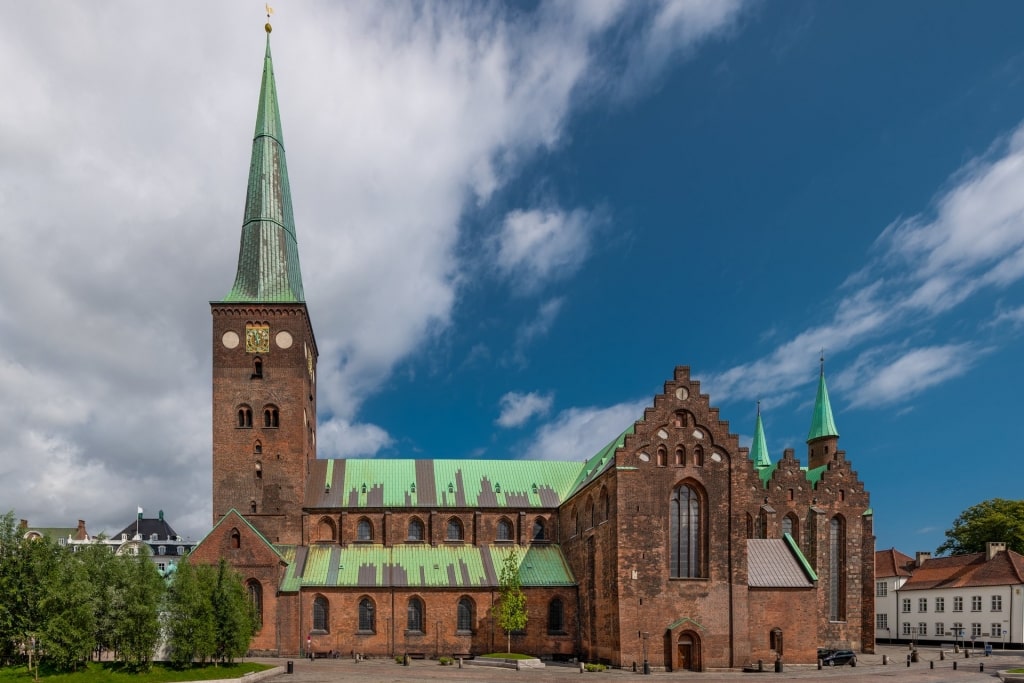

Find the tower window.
[
  {"left": 263, "top": 406, "right": 279, "bottom": 428},
  {"left": 237, "top": 406, "right": 253, "bottom": 428},
  {"left": 252, "top": 358, "right": 263, "bottom": 379},
  {"left": 255, "top": 461, "right": 262, "bottom": 479}
]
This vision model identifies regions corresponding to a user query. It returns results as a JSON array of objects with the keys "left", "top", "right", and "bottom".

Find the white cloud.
[
  {"left": 992, "top": 305, "right": 1024, "bottom": 328},
  {"left": 0, "top": 2, "right": 748, "bottom": 539},
  {"left": 507, "top": 298, "right": 565, "bottom": 367},
  {"left": 496, "top": 391, "right": 554, "bottom": 428},
  {"left": 494, "top": 208, "right": 597, "bottom": 291},
  {"left": 835, "top": 344, "right": 981, "bottom": 408},
  {"left": 525, "top": 400, "right": 648, "bottom": 461}
]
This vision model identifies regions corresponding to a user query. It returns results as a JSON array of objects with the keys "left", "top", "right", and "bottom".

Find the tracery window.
[
  {"left": 248, "top": 580, "right": 263, "bottom": 628},
  {"left": 358, "top": 597, "right": 375, "bottom": 632},
  {"left": 313, "top": 595, "right": 329, "bottom": 632},
  {"left": 457, "top": 597, "right": 473, "bottom": 633},
  {"left": 237, "top": 406, "right": 253, "bottom": 428},
  {"left": 670, "top": 483, "right": 703, "bottom": 578},
  {"left": 407, "top": 597, "right": 424, "bottom": 632}
]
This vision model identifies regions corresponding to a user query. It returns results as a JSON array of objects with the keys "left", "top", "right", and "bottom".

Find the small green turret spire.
[
  {"left": 223, "top": 31, "right": 305, "bottom": 303},
  {"left": 749, "top": 401, "right": 771, "bottom": 468},
  {"left": 806, "top": 355, "right": 839, "bottom": 442}
]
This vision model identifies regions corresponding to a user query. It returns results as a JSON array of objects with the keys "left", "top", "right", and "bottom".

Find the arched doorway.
[{"left": 677, "top": 631, "right": 701, "bottom": 672}]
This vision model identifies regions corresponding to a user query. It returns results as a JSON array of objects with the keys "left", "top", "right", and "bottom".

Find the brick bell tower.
[{"left": 211, "top": 29, "right": 316, "bottom": 545}]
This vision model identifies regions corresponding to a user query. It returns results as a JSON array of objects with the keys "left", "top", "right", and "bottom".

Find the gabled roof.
[
  {"left": 279, "top": 544, "right": 574, "bottom": 591},
  {"left": 306, "top": 458, "right": 585, "bottom": 509},
  {"left": 195, "top": 509, "right": 285, "bottom": 563},
  {"left": 747, "top": 535, "right": 816, "bottom": 588},
  {"left": 901, "top": 550, "right": 1024, "bottom": 591},
  {"left": 806, "top": 363, "right": 839, "bottom": 442},
  {"left": 222, "top": 35, "right": 305, "bottom": 303},
  {"left": 875, "top": 548, "right": 915, "bottom": 578}
]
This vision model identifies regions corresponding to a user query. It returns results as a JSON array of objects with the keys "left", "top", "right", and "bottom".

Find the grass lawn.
[{"left": 0, "top": 662, "right": 271, "bottom": 683}]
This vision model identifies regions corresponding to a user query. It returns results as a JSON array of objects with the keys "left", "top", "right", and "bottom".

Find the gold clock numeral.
[{"left": 245, "top": 325, "right": 270, "bottom": 353}]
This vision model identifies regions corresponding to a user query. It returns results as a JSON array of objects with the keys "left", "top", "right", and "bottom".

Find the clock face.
[
  {"left": 245, "top": 325, "right": 270, "bottom": 353},
  {"left": 221, "top": 331, "right": 240, "bottom": 349},
  {"left": 275, "top": 331, "right": 293, "bottom": 349}
]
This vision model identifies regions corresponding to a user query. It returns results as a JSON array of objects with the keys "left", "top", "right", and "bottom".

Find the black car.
[{"left": 819, "top": 649, "right": 857, "bottom": 666}]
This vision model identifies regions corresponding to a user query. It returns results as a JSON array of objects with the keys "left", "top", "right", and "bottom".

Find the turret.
[{"left": 806, "top": 356, "right": 839, "bottom": 470}]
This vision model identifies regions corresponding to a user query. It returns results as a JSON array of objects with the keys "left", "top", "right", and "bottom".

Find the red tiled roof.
[
  {"left": 875, "top": 548, "right": 915, "bottom": 577},
  {"left": 901, "top": 550, "right": 1024, "bottom": 591}
]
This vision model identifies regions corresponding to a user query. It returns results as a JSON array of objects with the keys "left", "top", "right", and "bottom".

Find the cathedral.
[{"left": 191, "top": 29, "right": 875, "bottom": 672}]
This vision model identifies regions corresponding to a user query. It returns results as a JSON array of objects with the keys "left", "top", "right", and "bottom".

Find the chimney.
[
  {"left": 18, "top": 519, "right": 27, "bottom": 530},
  {"left": 986, "top": 542, "right": 1007, "bottom": 561},
  {"left": 915, "top": 551, "right": 931, "bottom": 567},
  {"left": 75, "top": 520, "right": 88, "bottom": 541}
]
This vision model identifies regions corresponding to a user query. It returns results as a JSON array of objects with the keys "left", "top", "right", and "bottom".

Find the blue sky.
[{"left": 2, "top": 2, "right": 1024, "bottom": 552}]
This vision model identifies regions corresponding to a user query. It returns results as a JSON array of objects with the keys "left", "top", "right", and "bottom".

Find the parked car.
[{"left": 819, "top": 649, "right": 857, "bottom": 666}]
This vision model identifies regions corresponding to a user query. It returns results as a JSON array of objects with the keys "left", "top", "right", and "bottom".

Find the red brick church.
[{"left": 191, "top": 28, "right": 874, "bottom": 672}]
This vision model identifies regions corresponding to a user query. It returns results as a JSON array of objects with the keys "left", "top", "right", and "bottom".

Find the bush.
[
  {"left": 395, "top": 655, "right": 405, "bottom": 664},
  {"left": 584, "top": 662, "right": 606, "bottom": 672},
  {"left": 438, "top": 656, "right": 453, "bottom": 665}
]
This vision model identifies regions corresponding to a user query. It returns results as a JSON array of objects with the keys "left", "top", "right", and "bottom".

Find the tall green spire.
[
  {"left": 806, "top": 356, "right": 839, "bottom": 442},
  {"left": 750, "top": 401, "right": 771, "bottom": 468},
  {"left": 223, "top": 33, "right": 305, "bottom": 303}
]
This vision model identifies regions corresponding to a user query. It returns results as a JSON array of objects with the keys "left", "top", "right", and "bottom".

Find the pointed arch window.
[
  {"left": 247, "top": 580, "right": 263, "bottom": 628},
  {"left": 782, "top": 513, "right": 799, "bottom": 545},
  {"left": 407, "top": 517, "right": 424, "bottom": 542},
  {"left": 532, "top": 518, "right": 546, "bottom": 541},
  {"left": 829, "top": 516, "right": 846, "bottom": 621},
  {"left": 230, "top": 528, "right": 241, "bottom": 549},
  {"left": 252, "top": 357, "right": 263, "bottom": 379},
  {"left": 407, "top": 597, "right": 424, "bottom": 633},
  {"left": 446, "top": 517, "right": 464, "bottom": 541},
  {"left": 313, "top": 595, "right": 329, "bottom": 632},
  {"left": 457, "top": 597, "right": 474, "bottom": 633},
  {"left": 598, "top": 488, "right": 609, "bottom": 524},
  {"left": 358, "top": 597, "right": 375, "bottom": 633},
  {"left": 254, "top": 441, "right": 262, "bottom": 455},
  {"left": 675, "top": 446, "right": 685, "bottom": 466},
  {"left": 497, "top": 518, "right": 513, "bottom": 542},
  {"left": 670, "top": 483, "right": 703, "bottom": 578},
  {"left": 356, "top": 518, "right": 373, "bottom": 542},
  {"left": 547, "top": 597, "right": 565, "bottom": 634}
]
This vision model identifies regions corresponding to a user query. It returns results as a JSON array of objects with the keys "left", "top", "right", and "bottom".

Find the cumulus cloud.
[
  {"left": 496, "top": 391, "right": 554, "bottom": 428},
  {"left": 494, "top": 208, "right": 597, "bottom": 291},
  {"left": 525, "top": 400, "right": 648, "bottom": 461}
]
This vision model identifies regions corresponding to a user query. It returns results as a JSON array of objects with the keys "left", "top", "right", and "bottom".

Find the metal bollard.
[
  {"left": 953, "top": 661, "right": 957, "bottom": 671},
  {"left": 981, "top": 663, "right": 984, "bottom": 672},
  {"left": 817, "top": 659, "right": 823, "bottom": 670},
  {"left": 458, "top": 658, "right": 463, "bottom": 669},
  {"left": 930, "top": 661, "right": 933, "bottom": 669},
  {"left": 882, "top": 654, "right": 888, "bottom": 665},
  {"left": 940, "top": 650, "right": 945, "bottom": 660},
  {"left": 907, "top": 654, "right": 911, "bottom": 667}
]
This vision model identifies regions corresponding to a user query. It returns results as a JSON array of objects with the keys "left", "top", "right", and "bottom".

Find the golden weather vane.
[{"left": 265, "top": 3, "right": 274, "bottom": 33}]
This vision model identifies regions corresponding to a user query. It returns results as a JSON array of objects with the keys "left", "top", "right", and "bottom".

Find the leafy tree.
[
  {"left": 78, "top": 541, "right": 125, "bottom": 661},
  {"left": 492, "top": 549, "right": 527, "bottom": 653},
  {"left": 39, "top": 551, "right": 95, "bottom": 671},
  {"left": 210, "top": 560, "right": 256, "bottom": 664},
  {"left": 113, "top": 553, "right": 164, "bottom": 670},
  {"left": 0, "top": 512, "right": 24, "bottom": 665},
  {"left": 937, "top": 498, "right": 1024, "bottom": 556},
  {"left": 165, "top": 561, "right": 216, "bottom": 666}
]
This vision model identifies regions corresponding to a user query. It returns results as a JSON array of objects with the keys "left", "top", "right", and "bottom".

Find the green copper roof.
[
  {"left": 783, "top": 532, "right": 818, "bottom": 581},
  {"left": 307, "top": 459, "right": 585, "bottom": 509},
  {"left": 749, "top": 404, "right": 771, "bottom": 468},
  {"left": 279, "top": 544, "right": 574, "bottom": 591},
  {"left": 223, "top": 36, "right": 305, "bottom": 303},
  {"left": 806, "top": 364, "right": 839, "bottom": 442}
]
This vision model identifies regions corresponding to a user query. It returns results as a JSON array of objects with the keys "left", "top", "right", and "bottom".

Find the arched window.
[
  {"left": 532, "top": 518, "right": 546, "bottom": 541},
  {"left": 247, "top": 580, "right": 263, "bottom": 628},
  {"left": 670, "top": 483, "right": 703, "bottom": 578},
  {"left": 497, "top": 518, "right": 513, "bottom": 542},
  {"left": 574, "top": 508, "right": 580, "bottom": 536},
  {"left": 313, "top": 595, "right": 329, "bottom": 632},
  {"left": 770, "top": 627, "right": 783, "bottom": 655},
  {"left": 675, "top": 446, "right": 685, "bottom": 466},
  {"left": 250, "top": 501, "right": 257, "bottom": 514},
  {"left": 446, "top": 517, "right": 464, "bottom": 541},
  {"left": 657, "top": 445, "right": 667, "bottom": 467},
  {"left": 598, "top": 488, "right": 609, "bottom": 524},
  {"left": 829, "top": 516, "right": 846, "bottom": 621},
  {"left": 357, "top": 518, "right": 373, "bottom": 542},
  {"left": 407, "top": 597, "right": 424, "bottom": 632},
  {"left": 252, "top": 358, "right": 263, "bottom": 379},
  {"left": 407, "top": 517, "right": 424, "bottom": 541},
  {"left": 237, "top": 406, "right": 252, "bottom": 428},
  {"left": 547, "top": 597, "right": 565, "bottom": 633},
  {"left": 358, "top": 597, "right": 375, "bottom": 632},
  {"left": 254, "top": 441, "right": 262, "bottom": 455},
  {"left": 317, "top": 517, "right": 336, "bottom": 542},
  {"left": 230, "top": 528, "right": 241, "bottom": 549},
  {"left": 255, "top": 461, "right": 262, "bottom": 479},
  {"left": 263, "top": 406, "right": 279, "bottom": 428},
  {"left": 673, "top": 412, "right": 685, "bottom": 428},
  {"left": 782, "top": 513, "right": 799, "bottom": 545},
  {"left": 586, "top": 497, "right": 595, "bottom": 529},
  {"left": 693, "top": 445, "right": 704, "bottom": 466},
  {"left": 457, "top": 597, "right": 473, "bottom": 633},
  {"left": 756, "top": 510, "right": 767, "bottom": 539}
]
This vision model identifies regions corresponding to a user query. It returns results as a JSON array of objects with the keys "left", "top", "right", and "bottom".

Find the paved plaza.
[{"left": 251, "top": 644, "right": 1024, "bottom": 682}]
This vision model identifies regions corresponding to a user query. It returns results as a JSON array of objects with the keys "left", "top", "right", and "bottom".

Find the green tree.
[
  {"left": 78, "top": 541, "right": 125, "bottom": 661},
  {"left": 112, "top": 553, "right": 164, "bottom": 670},
  {"left": 492, "top": 549, "right": 527, "bottom": 653},
  {"left": 210, "top": 560, "right": 256, "bottom": 664},
  {"left": 937, "top": 498, "right": 1024, "bottom": 556},
  {"left": 39, "top": 551, "right": 95, "bottom": 671},
  {"left": 0, "top": 512, "right": 24, "bottom": 665},
  {"left": 165, "top": 561, "right": 216, "bottom": 666}
]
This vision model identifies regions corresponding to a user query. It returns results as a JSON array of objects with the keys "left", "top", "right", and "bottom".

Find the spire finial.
[
  {"left": 756, "top": 399, "right": 761, "bottom": 416},
  {"left": 820, "top": 349, "right": 825, "bottom": 375},
  {"left": 265, "top": 3, "right": 274, "bottom": 33}
]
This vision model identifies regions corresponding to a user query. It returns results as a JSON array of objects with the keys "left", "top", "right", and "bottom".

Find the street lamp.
[{"left": 641, "top": 632, "right": 650, "bottom": 675}]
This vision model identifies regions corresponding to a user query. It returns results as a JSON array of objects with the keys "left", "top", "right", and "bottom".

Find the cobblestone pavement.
[{"left": 251, "top": 645, "right": 1024, "bottom": 682}]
